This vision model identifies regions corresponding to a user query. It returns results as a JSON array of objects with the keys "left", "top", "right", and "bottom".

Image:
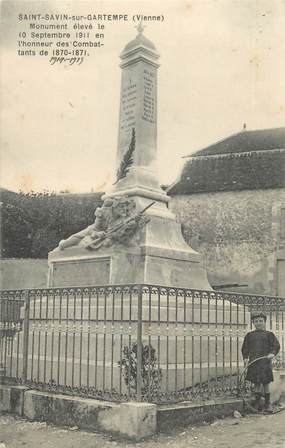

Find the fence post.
[
  {"left": 22, "top": 291, "right": 30, "bottom": 382},
  {"left": 136, "top": 285, "right": 143, "bottom": 401}
]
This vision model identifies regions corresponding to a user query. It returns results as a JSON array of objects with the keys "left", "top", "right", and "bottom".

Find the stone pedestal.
[{"left": 48, "top": 202, "right": 210, "bottom": 289}]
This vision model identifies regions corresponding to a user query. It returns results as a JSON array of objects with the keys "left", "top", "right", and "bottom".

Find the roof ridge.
[
  {"left": 183, "top": 126, "right": 285, "bottom": 158},
  {"left": 183, "top": 131, "right": 242, "bottom": 158},
  {"left": 189, "top": 147, "right": 285, "bottom": 160}
]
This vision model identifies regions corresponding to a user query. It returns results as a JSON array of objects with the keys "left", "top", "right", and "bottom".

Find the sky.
[{"left": 1, "top": 0, "right": 285, "bottom": 193}]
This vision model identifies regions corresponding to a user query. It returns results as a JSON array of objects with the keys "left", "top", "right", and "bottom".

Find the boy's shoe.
[
  {"left": 264, "top": 394, "right": 273, "bottom": 413},
  {"left": 264, "top": 405, "right": 273, "bottom": 413},
  {"left": 258, "top": 396, "right": 265, "bottom": 411}
]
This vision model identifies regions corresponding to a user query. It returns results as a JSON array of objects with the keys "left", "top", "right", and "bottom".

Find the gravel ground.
[{"left": 1, "top": 410, "right": 285, "bottom": 448}]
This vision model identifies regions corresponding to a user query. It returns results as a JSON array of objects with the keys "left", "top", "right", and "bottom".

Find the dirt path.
[{"left": 0, "top": 411, "right": 285, "bottom": 448}]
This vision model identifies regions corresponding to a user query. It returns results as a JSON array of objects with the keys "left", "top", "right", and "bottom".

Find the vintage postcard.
[{"left": 0, "top": 1, "right": 285, "bottom": 446}]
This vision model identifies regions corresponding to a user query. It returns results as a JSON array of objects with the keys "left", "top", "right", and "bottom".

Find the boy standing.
[{"left": 241, "top": 311, "right": 280, "bottom": 412}]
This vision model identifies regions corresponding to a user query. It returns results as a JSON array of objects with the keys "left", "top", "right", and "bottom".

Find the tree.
[{"left": 0, "top": 190, "right": 103, "bottom": 258}]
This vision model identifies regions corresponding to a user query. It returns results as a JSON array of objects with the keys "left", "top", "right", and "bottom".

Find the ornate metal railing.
[
  {"left": 0, "top": 291, "right": 25, "bottom": 378},
  {"left": 0, "top": 285, "right": 284, "bottom": 403}
]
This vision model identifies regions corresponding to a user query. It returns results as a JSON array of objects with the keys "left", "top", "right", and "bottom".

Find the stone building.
[{"left": 168, "top": 127, "right": 285, "bottom": 296}]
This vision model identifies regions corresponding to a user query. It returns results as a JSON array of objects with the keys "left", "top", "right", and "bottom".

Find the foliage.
[
  {"left": 272, "top": 354, "right": 285, "bottom": 370},
  {"left": 118, "top": 342, "right": 162, "bottom": 396},
  {"left": 0, "top": 189, "right": 102, "bottom": 258},
  {"left": 115, "top": 127, "right": 136, "bottom": 184}
]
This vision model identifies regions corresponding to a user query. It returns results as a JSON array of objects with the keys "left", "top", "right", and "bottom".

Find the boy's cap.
[{"left": 251, "top": 311, "right": 267, "bottom": 321}]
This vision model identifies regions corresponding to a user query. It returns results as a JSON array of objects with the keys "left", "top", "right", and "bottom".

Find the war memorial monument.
[
  {"left": 1, "top": 20, "right": 283, "bottom": 443},
  {"left": 48, "top": 25, "right": 212, "bottom": 291},
  {"left": 6, "top": 28, "right": 245, "bottom": 398}
]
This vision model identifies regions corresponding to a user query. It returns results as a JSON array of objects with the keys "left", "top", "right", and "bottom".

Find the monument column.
[{"left": 107, "top": 25, "right": 170, "bottom": 209}]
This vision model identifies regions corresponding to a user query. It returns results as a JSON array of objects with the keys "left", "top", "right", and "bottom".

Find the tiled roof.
[
  {"left": 191, "top": 127, "right": 285, "bottom": 157},
  {"left": 168, "top": 127, "right": 285, "bottom": 195}
]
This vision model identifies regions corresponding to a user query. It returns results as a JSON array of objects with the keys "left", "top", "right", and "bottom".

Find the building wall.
[
  {"left": 0, "top": 259, "right": 48, "bottom": 290},
  {"left": 169, "top": 188, "right": 285, "bottom": 295}
]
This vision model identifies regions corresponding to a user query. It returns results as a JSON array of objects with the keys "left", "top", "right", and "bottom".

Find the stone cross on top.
[{"left": 135, "top": 20, "right": 145, "bottom": 35}]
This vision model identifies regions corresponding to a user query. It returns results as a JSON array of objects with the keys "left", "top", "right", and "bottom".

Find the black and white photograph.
[{"left": 0, "top": 1, "right": 285, "bottom": 447}]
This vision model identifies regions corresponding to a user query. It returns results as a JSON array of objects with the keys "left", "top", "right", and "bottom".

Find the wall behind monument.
[
  {"left": 0, "top": 258, "right": 48, "bottom": 289},
  {"left": 170, "top": 188, "right": 285, "bottom": 295}
]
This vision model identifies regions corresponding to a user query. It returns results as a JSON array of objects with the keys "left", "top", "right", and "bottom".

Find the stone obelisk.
[
  {"left": 110, "top": 23, "right": 167, "bottom": 209},
  {"left": 48, "top": 27, "right": 211, "bottom": 289}
]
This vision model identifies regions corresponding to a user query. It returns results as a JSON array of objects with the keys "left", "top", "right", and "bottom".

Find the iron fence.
[{"left": 0, "top": 285, "right": 284, "bottom": 403}]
